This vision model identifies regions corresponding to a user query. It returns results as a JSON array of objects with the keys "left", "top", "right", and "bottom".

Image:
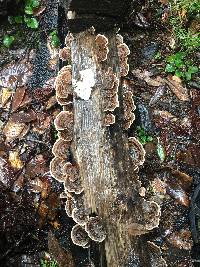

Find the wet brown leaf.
[
  {"left": 165, "top": 76, "right": 190, "bottom": 101},
  {"left": 26, "top": 154, "right": 49, "bottom": 179},
  {"left": 10, "top": 110, "right": 37, "bottom": 123},
  {"left": 48, "top": 231, "right": 75, "bottom": 267},
  {"left": 166, "top": 182, "right": 190, "bottom": 207},
  {"left": 33, "top": 6, "right": 46, "bottom": 16},
  {"left": 177, "top": 143, "right": 200, "bottom": 168},
  {"left": 166, "top": 229, "right": 193, "bottom": 250},
  {"left": 33, "top": 113, "right": 52, "bottom": 134},
  {"left": 11, "top": 86, "right": 26, "bottom": 112}
]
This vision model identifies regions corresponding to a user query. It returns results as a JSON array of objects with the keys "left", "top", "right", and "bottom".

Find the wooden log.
[{"left": 70, "top": 29, "right": 163, "bottom": 267}]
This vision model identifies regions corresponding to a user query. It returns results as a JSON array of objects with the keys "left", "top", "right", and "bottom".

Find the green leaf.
[
  {"left": 165, "top": 63, "right": 176, "bottom": 73},
  {"left": 51, "top": 34, "right": 60, "bottom": 48},
  {"left": 146, "top": 136, "right": 153, "bottom": 142},
  {"left": 14, "top": 16, "right": 23, "bottom": 24},
  {"left": 31, "top": 0, "right": 40, "bottom": 7},
  {"left": 50, "top": 30, "right": 57, "bottom": 36},
  {"left": 26, "top": 17, "right": 39, "bottom": 28},
  {"left": 157, "top": 139, "right": 166, "bottom": 162},
  {"left": 185, "top": 71, "right": 192, "bottom": 81},
  {"left": 25, "top": 6, "right": 33, "bottom": 14},
  {"left": 3, "top": 35, "right": 15, "bottom": 48},
  {"left": 188, "top": 65, "right": 198, "bottom": 74},
  {"left": 175, "top": 69, "right": 184, "bottom": 77}
]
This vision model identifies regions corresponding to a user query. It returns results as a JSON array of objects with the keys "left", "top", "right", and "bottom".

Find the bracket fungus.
[
  {"left": 128, "top": 137, "right": 146, "bottom": 169},
  {"left": 103, "top": 113, "right": 115, "bottom": 126},
  {"left": 71, "top": 224, "right": 90, "bottom": 247},
  {"left": 65, "top": 193, "right": 76, "bottom": 217},
  {"left": 103, "top": 67, "right": 119, "bottom": 114},
  {"left": 64, "top": 175, "right": 84, "bottom": 194},
  {"left": 50, "top": 157, "right": 65, "bottom": 182},
  {"left": 141, "top": 200, "right": 161, "bottom": 231},
  {"left": 54, "top": 66, "right": 72, "bottom": 99},
  {"left": 52, "top": 138, "right": 71, "bottom": 159},
  {"left": 85, "top": 216, "right": 106, "bottom": 242},
  {"left": 63, "top": 162, "right": 80, "bottom": 182},
  {"left": 95, "top": 34, "right": 109, "bottom": 62},
  {"left": 123, "top": 95, "right": 136, "bottom": 129},
  {"left": 59, "top": 47, "right": 71, "bottom": 62},
  {"left": 72, "top": 207, "right": 89, "bottom": 226},
  {"left": 58, "top": 129, "right": 73, "bottom": 142},
  {"left": 117, "top": 41, "right": 130, "bottom": 77},
  {"left": 54, "top": 111, "right": 74, "bottom": 131}
]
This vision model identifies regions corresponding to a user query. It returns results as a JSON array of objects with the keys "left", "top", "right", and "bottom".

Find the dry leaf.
[
  {"left": 132, "top": 69, "right": 163, "bottom": 87},
  {"left": 0, "top": 88, "right": 12, "bottom": 107},
  {"left": 165, "top": 76, "right": 189, "bottom": 101},
  {"left": 9, "top": 151, "right": 23, "bottom": 169},
  {"left": 3, "top": 121, "right": 29, "bottom": 142},
  {"left": 11, "top": 86, "right": 26, "bottom": 112}
]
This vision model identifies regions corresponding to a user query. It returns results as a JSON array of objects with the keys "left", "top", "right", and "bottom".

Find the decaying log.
[{"left": 70, "top": 29, "right": 164, "bottom": 267}]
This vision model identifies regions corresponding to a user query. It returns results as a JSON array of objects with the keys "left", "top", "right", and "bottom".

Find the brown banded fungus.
[
  {"left": 64, "top": 175, "right": 84, "bottom": 194},
  {"left": 85, "top": 216, "right": 106, "bottom": 242},
  {"left": 117, "top": 41, "right": 130, "bottom": 77},
  {"left": 56, "top": 96, "right": 71, "bottom": 106},
  {"left": 50, "top": 157, "right": 65, "bottom": 182},
  {"left": 54, "top": 111, "right": 74, "bottom": 131},
  {"left": 116, "top": 34, "right": 123, "bottom": 46},
  {"left": 72, "top": 207, "right": 89, "bottom": 226},
  {"left": 71, "top": 224, "right": 90, "bottom": 247},
  {"left": 103, "top": 113, "right": 115, "bottom": 126},
  {"left": 58, "top": 129, "right": 73, "bottom": 142},
  {"left": 54, "top": 66, "right": 72, "bottom": 99},
  {"left": 95, "top": 34, "right": 109, "bottom": 62},
  {"left": 63, "top": 162, "right": 79, "bottom": 182},
  {"left": 123, "top": 91, "right": 136, "bottom": 130},
  {"left": 65, "top": 193, "right": 76, "bottom": 217},
  {"left": 59, "top": 47, "right": 71, "bottom": 61},
  {"left": 128, "top": 137, "right": 145, "bottom": 169},
  {"left": 141, "top": 200, "right": 161, "bottom": 231},
  {"left": 52, "top": 138, "right": 71, "bottom": 159}
]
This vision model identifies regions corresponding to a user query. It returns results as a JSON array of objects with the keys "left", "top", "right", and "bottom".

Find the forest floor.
[{"left": 0, "top": 0, "right": 200, "bottom": 266}]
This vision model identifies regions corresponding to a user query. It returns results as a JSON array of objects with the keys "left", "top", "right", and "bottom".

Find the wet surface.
[{"left": 0, "top": 0, "right": 200, "bottom": 266}]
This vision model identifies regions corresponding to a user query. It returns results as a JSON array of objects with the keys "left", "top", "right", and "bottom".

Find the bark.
[{"left": 71, "top": 29, "right": 164, "bottom": 267}]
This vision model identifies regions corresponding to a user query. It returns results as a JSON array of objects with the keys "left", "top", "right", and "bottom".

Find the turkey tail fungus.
[{"left": 50, "top": 24, "right": 163, "bottom": 266}]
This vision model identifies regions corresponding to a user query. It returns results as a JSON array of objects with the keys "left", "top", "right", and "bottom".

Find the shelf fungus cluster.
[
  {"left": 102, "top": 67, "right": 119, "bottom": 126},
  {"left": 116, "top": 34, "right": 130, "bottom": 77},
  {"left": 50, "top": 32, "right": 106, "bottom": 248}
]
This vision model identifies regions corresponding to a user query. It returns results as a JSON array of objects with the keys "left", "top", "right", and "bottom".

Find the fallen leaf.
[
  {"left": 10, "top": 110, "right": 37, "bottom": 123},
  {"left": 48, "top": 232, "right": 75, "bottom": 267},
  {"left": 3, "top": 121, "right": 29, "bottom": 142},
  {"left": 49, "top": 221, "right": 60, "bottom": 229},
  {"left": 0, "top": 88, "right": 12, "bottom": 107},
  {"left": 132, "top": 69, "right": 163, "bottom": 87},
  {"left": 11, "top": 86, "right": 26, "bottom": 112},
  {"left": 33, "top": 6, "right": 46, "bottom": 16},
  {"left": 164, "top": 76, "right": 190, "bottom": 101},
  {"left": 166, "top": 229, "right": 192, "bottom": 250},
  {"left": 9, "top": 151, "right": 23, "bottom": 169},
  {"left": 46, "top": 95, "right": 57, "bottom": 110}
]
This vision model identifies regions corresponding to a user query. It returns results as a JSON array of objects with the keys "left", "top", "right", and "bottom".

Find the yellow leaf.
[
  {"left": 50, "top": 221, "right": 60, "bottom": 229},
  {"left": 9, "top": 151, "right": 23, "bottom": 169},
  {"left": 1, "top": 88, "right": 12, "bottom": 107}
]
